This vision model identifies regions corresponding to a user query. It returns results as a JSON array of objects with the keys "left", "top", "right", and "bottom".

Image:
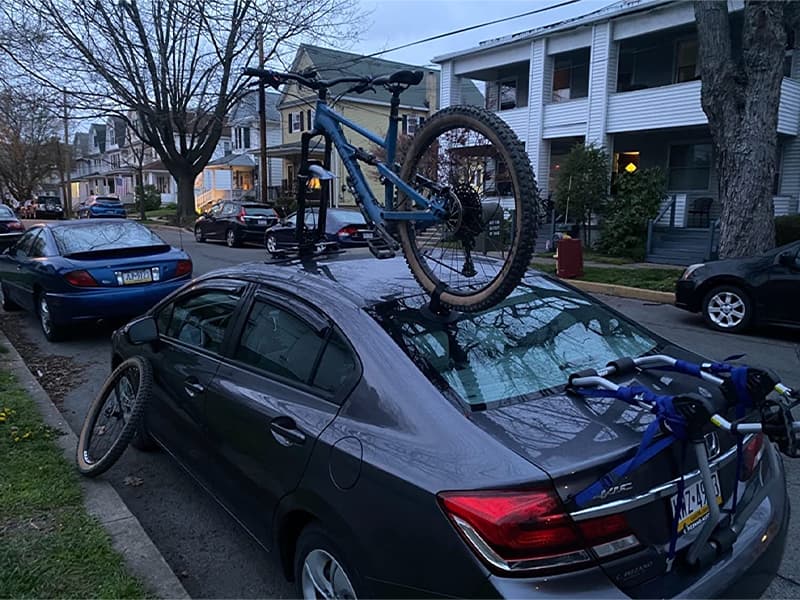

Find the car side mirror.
[{"left": 125, "top": 316, "right": 159, "bottom": 345}]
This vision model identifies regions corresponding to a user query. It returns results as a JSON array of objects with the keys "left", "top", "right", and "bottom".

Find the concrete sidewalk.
[{"left": 531, "top": 256, "right": 684, "bottom": 270}]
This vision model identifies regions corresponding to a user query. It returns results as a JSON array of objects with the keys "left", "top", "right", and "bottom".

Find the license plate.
[
  {"left": 670, "top": 473, "right": 722, "bottom": 533},
  {"left": 362, "top": 231, "right": 374, "bottom": 239},
  {"left": 121, "top": 269, "right": 153, "bottom": 285},
  {"left": 258, "top": 219, "right": 267, "bottom": 225}
]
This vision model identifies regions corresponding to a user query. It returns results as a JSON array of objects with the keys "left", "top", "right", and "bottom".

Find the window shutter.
[
  {"left": 244, "top": 127, "right": 251, "bottom": 149},
  {"left": 299, "top": 111, "right": 305, "bottom": 132},
  {"left": 307, "top": 109, "right": 312, "bottom": 130},
  {"left": 402, "top": 115, "right": 408, "bottom": 135},
  {"left": 288, "top": 115, "right": 293, "bottom": 134},
  {"left": 419, "top": 116, "right": 425, "bottom": 126}
]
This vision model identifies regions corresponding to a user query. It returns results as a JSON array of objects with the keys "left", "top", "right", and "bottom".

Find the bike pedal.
[{"left": 367, "top": 238, "right": 396, "bottom": 259}]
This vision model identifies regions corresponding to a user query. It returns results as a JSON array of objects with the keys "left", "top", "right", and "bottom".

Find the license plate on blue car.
[{"left": 121, "top": 269, "right": 153, "bottom": 285}]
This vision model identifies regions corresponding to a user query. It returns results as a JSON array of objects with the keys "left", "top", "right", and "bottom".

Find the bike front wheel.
[
  {"left": 397, "top": 105, "right": 538, "bottom": 313},
  {"left": 76, "top": 356, "right": 152, "bottom": 477}
]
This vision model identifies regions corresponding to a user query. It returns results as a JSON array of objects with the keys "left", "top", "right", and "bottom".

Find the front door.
[
  {"left": 143, "top": 282, "right": 247, "bottom": 472},
  {"left": 203, "top": 289, "right": 357, "bottom": 544}
]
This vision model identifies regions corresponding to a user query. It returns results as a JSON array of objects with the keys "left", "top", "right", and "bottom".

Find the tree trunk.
[
  {"left": 136, "top": 169, "right": 145, "bottom": 221},
  {"left": 695, "top": 1, "right": 786, "bottom": 258},
  {"left": 175, "top": 172, "right": 197, "bottom": 225}
]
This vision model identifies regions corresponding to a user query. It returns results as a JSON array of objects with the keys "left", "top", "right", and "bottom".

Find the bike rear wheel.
[
  {"left": 76, "top": 356, "right": 152, "bottom": 477},
  {"left": 397, "top": 105, "right": 538, "bottom": 313}
]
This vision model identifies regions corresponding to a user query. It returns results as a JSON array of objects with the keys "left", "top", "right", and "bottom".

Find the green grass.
[
  {"left": 534, "top": 250, "right": 636, "bottom": 265},
  {"left": 0, "top": 371, "right": 146, "bottom": 598},
  {"left": 145, "top": 206, "right": 177, "bottom": 218},
  {"left": 575, "top": 266, "right": 683, "bottom": 292}
]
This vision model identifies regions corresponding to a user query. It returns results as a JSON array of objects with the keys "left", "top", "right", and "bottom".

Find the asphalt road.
[{"left": 2, "top": 225, "right": 799, "bottom": 598}]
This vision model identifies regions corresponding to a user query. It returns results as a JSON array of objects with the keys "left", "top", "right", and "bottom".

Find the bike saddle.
[{"left": 388, "top": 70, "right": 424, "bottom": 86}]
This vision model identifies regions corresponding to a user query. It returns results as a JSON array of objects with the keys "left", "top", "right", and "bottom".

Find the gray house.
[{"left": 434, "top": 0, "right": 800, "bottom": 263}]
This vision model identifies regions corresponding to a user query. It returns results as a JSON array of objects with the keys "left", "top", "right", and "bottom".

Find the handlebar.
[{"left": 243, "top": 67, "right": 423, "bottom": 95}]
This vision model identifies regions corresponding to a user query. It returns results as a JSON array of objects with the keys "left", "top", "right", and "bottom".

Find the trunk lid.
[{"left": 62, "top": 247, "right": 187, "bottom": 286}]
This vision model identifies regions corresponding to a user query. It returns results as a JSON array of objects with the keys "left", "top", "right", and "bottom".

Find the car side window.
[
  {"left": 234, "top": 299, "right": 327, "bottom": 387},
  {"left": 312, "top": 330, "right": 357, "bottom": 396},
  {"left": 210, "top": 203, "right": 223, "bottom": 217},
  {"left": 12, "top": 229, "right": 40, "bottom": 258},
  {"left": 221, "top": 203, "right": 237, "bottom": 217},
  {"left": 29, "top": 233, "right": 49, "bottom": 258},
  {"left": 161, "top": 288, "right": 242, "bottom": 353}
]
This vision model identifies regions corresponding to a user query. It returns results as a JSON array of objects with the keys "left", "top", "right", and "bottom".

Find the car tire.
[
  {"left": 226, "top": 228, "right": 240, "bottom": 248},
  {"left": 702, "top": 285, "right": 753, "bottom": 333},
  {"left": 1, "top": 283, "right": 21, "bottom": 311},
  {"left": 194, "top": 226, "right": 205, "bottom": 243},
  {"left": 294, "top": 523, "right": 365, "bottom": 600},
  {"left": 265, "top": 234, "right": 283, "bottom": 257},
  {"left": 37, "top": 293, "right": 65, "bottom": 342}
]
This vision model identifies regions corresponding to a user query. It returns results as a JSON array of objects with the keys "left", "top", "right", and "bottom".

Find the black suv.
[
  {"left": 34, "top": 195, "right": 64, "bottom": 220},
  {"left": 194, "top": 201, "right": 280, "bottom": 248}
]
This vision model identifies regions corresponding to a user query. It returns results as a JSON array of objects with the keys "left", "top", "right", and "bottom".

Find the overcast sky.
[{"left": 349, "top": 0, "right": 614, "bottom": 67}]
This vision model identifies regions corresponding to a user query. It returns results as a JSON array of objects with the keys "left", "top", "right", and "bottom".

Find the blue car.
[
  {"left": 77, "top": 195, "right": 127, "bottom": 219},
  {"left": 0, "top": 219, "right": 192, "bottom": 341}
]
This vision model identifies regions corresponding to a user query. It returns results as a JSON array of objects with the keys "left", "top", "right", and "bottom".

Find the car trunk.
[
  {"left": 240, "top": 207, "right": 278, "bottom": 235},
  {"left": 469, "top": 347, "right": 748, "bottom": 596},
  {"left": 63, "top": 246, "right": 185, "bottom": 286},
  {"left": 0, "top": 219, "right": 22, "bottom": 233}
]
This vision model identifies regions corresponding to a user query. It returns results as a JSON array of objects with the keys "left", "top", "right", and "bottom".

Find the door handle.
[
  {"left": 183, "top": 377, "right": 205, "bottom": 397},
  {"left": 270, "top": 416, "right": 306, "bottom": 446}
]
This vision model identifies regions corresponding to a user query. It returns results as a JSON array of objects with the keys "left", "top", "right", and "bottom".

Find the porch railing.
[{"left": 646, "top": 195, "right": 678, "bottom": 256}]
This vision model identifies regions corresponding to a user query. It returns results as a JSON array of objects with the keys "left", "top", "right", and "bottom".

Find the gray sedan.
[{"left": 111, "top": 256, "right": 788, "bottom": 598}]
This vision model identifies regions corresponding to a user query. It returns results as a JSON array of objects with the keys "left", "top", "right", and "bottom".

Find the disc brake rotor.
[{"left": 448, "top": 183, "right": 483, "bottom": 242}]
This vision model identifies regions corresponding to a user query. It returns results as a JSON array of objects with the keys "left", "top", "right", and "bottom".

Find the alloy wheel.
[
  {"left": 707, "top": 291, "right": 746, "bottom": 329},
  {"left": 194, "top": 227, "right": 203, "bottom": 242},
  {"left": 301, "top": 549, "right": 356, "bottom": 600},
  {"left": 39, "top": 296, "right": 52, "bottom": 336},
  {"left": 266, "top": 235, "right": 277, "bottom": 253},
  {"left": 226, "top": 230, "right": 236, "bottom": 247}
]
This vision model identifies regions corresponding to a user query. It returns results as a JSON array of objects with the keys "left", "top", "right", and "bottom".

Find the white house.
[{"left": 434, "top": 0, "right": 800, "bottom": 263}]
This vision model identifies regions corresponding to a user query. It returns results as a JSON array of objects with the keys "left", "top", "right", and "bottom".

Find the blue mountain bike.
[{"left": 245, "top": 67, "right": 538, "bottom": 313}]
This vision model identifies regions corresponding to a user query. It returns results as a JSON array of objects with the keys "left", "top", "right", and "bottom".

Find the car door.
[
  {"left": 205, "top": 202, "right": 225, "bottom": 239},
  {"left": 763, "top": 242, "right": 800, "bottom": 324},
  {"left": 203, "top": 287, "right": 359, "bottom": 544},
  {"left": 140, "top": 281, "right": 248, "bottom": 474},
  {"left": 1, "top": 228, "right": 42, "bottom": 310}
]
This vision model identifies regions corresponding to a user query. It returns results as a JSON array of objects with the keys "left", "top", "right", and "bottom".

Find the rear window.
[
  {"left": 51, "top": 222, "right": 167, "bottom": 255},
  {"left": 372, "top": 277, "right": 658, "bottom": 407},
  {"left": 95, "top": 197, "right": 121, "bottom": 204},
  {"left": 243, "top": 206, "right": 276, "bottom": 217},
  {"left": 0, "top": 205, "right": 14, "bottom": 218},
  {"left": 331, "top": 210, "right": 366, "bottom": 224}
]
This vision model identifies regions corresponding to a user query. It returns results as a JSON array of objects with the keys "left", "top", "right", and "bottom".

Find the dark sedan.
[
  {"left": 112, "top": 256, "right": 787, "bottom": 599},
  {"left": 0, "top": 204, "right": 25, "bottom": 249},
  {"left": 34, "top": 195, "right": 64, "bottom": 220},
  {"left": 77, "top": 195, "right": 127, "bottom": 219},
  {"left": 194, "top": 201, "right": 280, "bottom": 248},
  {"left": 264, "top": 208, "right": 373, "bottom": 257},
  {"left": 0, "top": 220, "right": 192, "bottom": 341},
  {"left": 675, "top": 240, "right": 800, "bottom": 332}
]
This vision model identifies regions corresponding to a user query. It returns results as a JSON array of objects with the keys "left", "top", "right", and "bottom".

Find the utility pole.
[
  {"left": 63, "top": 89, "right": 73, "bottom": 218},
  {"left": 258, "top": 28, "right": 269, "bottom": 204}
]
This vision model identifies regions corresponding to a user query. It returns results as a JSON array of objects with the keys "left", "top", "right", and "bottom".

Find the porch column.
[
  {"left": 440, "top": 61, "right": 462, "bottom": 108},
  {"left": 527, "top": 38, "right": 549, "bottom": 197},
  {"left": 586, "top": 21, "right": 614, "bottom": 150}
]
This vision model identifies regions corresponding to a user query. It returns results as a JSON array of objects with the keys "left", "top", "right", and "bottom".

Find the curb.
[
  {"left": 0, "top": 330, "right": 189, "bottom": 600},
  {"left": 559, "top": 279, "right": 675, "bottom": 304}
]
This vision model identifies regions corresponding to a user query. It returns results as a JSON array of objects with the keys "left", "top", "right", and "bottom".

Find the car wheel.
[
  {"left": 37, "top": 294, "right": 65, "bottom": 342},
  {"left": 702, "top": 285, "right": 752, "bottom": 333},
  {"left": 194, "top": 226, "right": 205, "bottom": 243},
  {"left": 265, "top": 234, "right": 283, "bottom": 257},
  {"left": 226, "top": 229, "right": 240, "bottom": 248},
  {"left": 1, "top": 283, "right": 21, "bottom": 311},
  {"left": 294, "top": 523, "right": 363, "bottom": 600}
]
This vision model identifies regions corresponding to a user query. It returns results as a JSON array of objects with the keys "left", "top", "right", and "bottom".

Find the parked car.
[
  {"left": 112, "top": 255, "right": 787, "bottom": 599},
  {"left": 194, "top": 201, "right": 280, "bottom": 248},
  {"left": 76, "top": 195, "right": 127, "bottom": 219},
  {"left": 675, "top": 240, "right": 800, "bottom": 332},
  {"left": 0, "top": 219, "right": 192, "bottom": 341},
  {"left": 264, "top": 208, "right": 373, "bottom": 257},
  {"left": 34, "top": 195, "right": 64, "bottom": 220},
  {"left": 0, "top": 204, "right": 25, "bottom": 250}
]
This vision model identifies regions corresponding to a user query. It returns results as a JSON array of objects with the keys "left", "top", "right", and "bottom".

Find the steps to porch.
[{"left": 646, "top": 226, "right": 714, "bottom": 265}]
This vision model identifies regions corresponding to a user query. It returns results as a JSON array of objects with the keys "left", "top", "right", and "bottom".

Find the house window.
[
  {"left": 403, "top": 115, "right": 425, "bottom": 135},
  {"left": 675, "top": 38, "right": 699, "bottom": 83},
  {"left": 784, "top": 30, "right": 795, "bottom": 78},
  {"left": 223, "top": 141, "right": 231, "bottom": 155},
  {"left": 289, "top": 112, "right": 302, "bottom": 133},
  {"left": 552, "top": 48, "right": 590, "bottom": 102},
  {"left": 498, "top": 80, "right": 517, "bottom": 111},
  {"left": 243, "top": 127, "right": 251, "bottom": 149},
  {"left": 155, "top": 175, "right": 169, "bottom": 194},
  {"left": 668, "top": 143, "right": 711, "bottom": 190}
]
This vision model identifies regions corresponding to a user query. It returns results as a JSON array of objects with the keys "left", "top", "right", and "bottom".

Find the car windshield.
[
  {"left": 372, "top": 277, "right": 659, "bottom": 407},
  {"left": 0, "top": 205, "right": 14, "bottom": 218},
  {"left": 39, "top": 197, "right": 60, "bottom": 205},
  {"left": 52, "top": 221, "right": 167, "bottom": 254},
  {"left": 243, "top": 206, "right": 276, "bottom": 217}
]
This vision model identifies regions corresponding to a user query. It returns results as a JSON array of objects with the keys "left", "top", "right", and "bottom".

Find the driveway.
[{"left": 1, "top": 225, "right": 798, "bottom": 598}]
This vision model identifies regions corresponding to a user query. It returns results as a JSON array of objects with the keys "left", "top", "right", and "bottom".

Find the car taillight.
[
  {"left": 175, "top": 259, "right": 192, "bottom": 277},
  {"left": 237, "top": 207, "right": 246, "bottom": 223},
  {"left": 438, "top": 489, "right": 638, "bottom": 574},
  {"left": 337, "top": 225, "right": 358, "bottom": 238},
  {"left": 64, "top": 270, "right": 98, "bottom": 287},
  {"left": 7, "top": 222, "right": 23, "bottom": 230},
  {"left": 740, "top": 433, "right": 765, "bottom": 481}
]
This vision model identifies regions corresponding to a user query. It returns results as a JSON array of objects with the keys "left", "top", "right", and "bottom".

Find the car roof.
[{"left": 33, "top": 219, "right": 139, "bottom": 229}]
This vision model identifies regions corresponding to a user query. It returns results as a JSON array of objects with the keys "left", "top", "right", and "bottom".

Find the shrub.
[
  {"left": 553, "top": 143, "right": 610, "bottom": 246},
  {"left": 134, "top": 184, "right": 161, "bottom": 212},
  {"left": 775, "top": 214, "right": 800, "bottom": 247},
  {"left": 598, "top": 168, "right": 667, "bottom": 260}
]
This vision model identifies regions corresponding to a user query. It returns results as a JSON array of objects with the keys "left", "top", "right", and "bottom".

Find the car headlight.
[{"left": 681, "top": 263, "right": 705, "bottom": 280}]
